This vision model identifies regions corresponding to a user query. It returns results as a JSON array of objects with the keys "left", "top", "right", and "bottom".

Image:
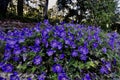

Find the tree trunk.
[
  {"left": 0, "top": 0, "right": 11, "bottom": 17},
  {"left": 43, "top": 0, "right": 49, "bottom": 19},
  {"left": 17, "top": 0, "right": 24, "bottom": 17}
]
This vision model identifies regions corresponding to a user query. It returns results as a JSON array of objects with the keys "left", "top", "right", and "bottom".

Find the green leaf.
[
  {"left": 86, "top": 61, "right": 98, "bottom": 69},
  {"left": 17, "top": 63, "right": 27, "bottom": 71},
  {"left": 49, "top": 73, "right": 57, "bottom": 80},
  {"left": 72, "top": 61, "right": 85, "bottom": 69},
  {"left": 31, "top": 67, "right": 37, "bottom": 73}
]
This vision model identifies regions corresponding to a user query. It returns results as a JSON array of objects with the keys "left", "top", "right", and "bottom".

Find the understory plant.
[{"left": 0, "top": 20, "right": 120, "bottom": 80}]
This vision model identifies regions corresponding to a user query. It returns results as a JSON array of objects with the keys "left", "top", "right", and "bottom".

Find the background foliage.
[{"left": 0, "top": 0, "right": 119, "bottom": 31}]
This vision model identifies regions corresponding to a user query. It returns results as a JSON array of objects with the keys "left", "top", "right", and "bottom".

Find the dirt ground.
[{"left": 0, "top": 19, "right": 37, "bottom": 30}]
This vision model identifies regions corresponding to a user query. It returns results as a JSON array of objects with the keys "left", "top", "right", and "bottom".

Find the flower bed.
[{"left": 0, "top": 20, "right": 120, "bottom": 80}]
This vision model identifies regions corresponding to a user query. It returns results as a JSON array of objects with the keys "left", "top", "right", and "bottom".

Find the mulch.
[{"left": 0, "top": 19, "right": 38, "bottom": 30}]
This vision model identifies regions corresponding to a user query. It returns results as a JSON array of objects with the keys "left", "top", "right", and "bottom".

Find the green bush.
[{"left": 0, "top": 20, "right": 120, "bottom": 79}]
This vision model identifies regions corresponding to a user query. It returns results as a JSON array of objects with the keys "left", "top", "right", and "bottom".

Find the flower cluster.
[{"left": 0, "top": 20, "right": 120, "bottom": 79}]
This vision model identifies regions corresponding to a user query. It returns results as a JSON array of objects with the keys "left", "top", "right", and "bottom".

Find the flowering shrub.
[{"left": 0, "top": 20, "right": 120, "bottom": 80}]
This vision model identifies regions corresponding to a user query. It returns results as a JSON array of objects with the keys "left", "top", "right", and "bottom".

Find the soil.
[{"left": 0, "top": 19, "right": 38, "bottom": 30}]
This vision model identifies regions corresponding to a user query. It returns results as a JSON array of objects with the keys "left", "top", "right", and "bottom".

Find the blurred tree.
[
  {"left": 57, "top": 0, "right": 119, "bottom": 29},
  {"left": 8, "top": 0, "right": 17, "bottom": 14},
  {"left": 0, "top": 0, "right": 11, "bottom": 17},
  {"left": 17, "top": 0, "right": 24, "bottom": 17},
  {"left": 43, "top": 0, "right": 49, "bottom": 19}
]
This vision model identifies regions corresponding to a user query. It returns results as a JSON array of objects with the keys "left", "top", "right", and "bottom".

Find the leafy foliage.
[{"left": 57, "top": 0, "right": 119, "bottom": 29}]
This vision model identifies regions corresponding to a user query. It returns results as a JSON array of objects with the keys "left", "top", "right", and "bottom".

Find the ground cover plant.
[{"left": 0, "top": 20, "right": 120, "bottom": 80}]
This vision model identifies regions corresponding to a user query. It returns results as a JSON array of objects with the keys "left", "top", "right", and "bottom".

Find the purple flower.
[
  {"left": 12, "top": 56, "right": 20, "bottom": 61},
  {"left": 10, "top": 75, "right": 20, "bottom": 80},
  {"left": 54, "top": 29, "right": 60, "bottom": 36},
  {"left": 14, "top": 44, "right": 20, "bottom": 48},
  {"left": 71, "top": 51, "right": 78, "bottom": 57},
  {"left": 101, "top": 61, "right": 111, "bottom": 71},
  {"left": 46, "top": 49, "right": 55, "bottom": 56},
  {"left": 33, "top": 55, "right": 42, "bottom": 65},
  {"left": 2, "top": 64, "right": 14, "bottom": 73},
  {"left": 59, "top": 54, "right": 65, "bottom": 59},
  {"left": 58, "top": 73, "right": 69, "bottom": 80},
  {"left": 93, "top": 32, "right": 100, "bottom": 41},
  {"left": 42, "top": 38, "right": 48, "bottom": 48},
  {"left": 38, "top": 72, "right": 46, "bottom": 80},
  {"left": 70, "top": 42, "right": 76, "bottom": 49},
  {"left": 13, "top": 48, "right": 21, "bottom": 55},
  {"left": 22, "top": 46, "right": 27, "bottom": 53},
  {"left": 4, "top": 44, "right": 12, "bottom": 50},
  {"left": 52, "top": 64, "right": 63, "bottom": 73},
  {"left": 35, "top": 38, "right": 40, "bottom": 46},
  {"left": 82, "top": 73, "right": 91, "bottom": 80},
  {"left": 24, "top": 29, "right": 33, "bottom": 37},
  {"left": 77, "top": 32, "right": 83, "bottom": 38},
  {"left": 50, "top": 40, "right": 58, "bottom": 48},
  {"left": 100, "top": 66, "right": 108, "bottom": 74},
  {"left": 54, "top": 57, "right": 58, "bottom": 62},
  {"left": 12, "top": 71, "right": 18, "bottom": 76},
  {"left": 34, "top": 23, "right": 41, "bottom": 32},
  {"left": 80, "top": 54, "right": 87, "bottom": 61},
  {"left": 109, "top": 38, "right": 114, "bottom": 49},
  {"left": 27, "top": 77, "right": 32, "bottom": 80},
  {"left": 0, "top": 77, "right": 6, "bottom": 80},
  {"left": 3, "top": 51, "right": 11, "bottom": 60},
  {"left": 43, "top": 19, "right": 49, "bottom": 25},
  {"left": 58, "top": 42, "right": 63, "bottom": 50},
  {"left": 78, "top": 46, "right": 89, "bottom": 55},
  {"left": 65, "top": 38, "right": 71, "bottom": 45},
  {"left": 87, "top": 35, "right": 92, "bottom": 41},
  {"left": 102, "top": 47, "right": 107, "bottom": 53},
  {"left": 18, "top": 37, "right": 25, "bottom": 43},
  {"left": 60, "top": 31, "right": 66, "bottom": 38},
  {"left": 92, "top": 42, "right": 98, "bottom": 49},
  {"left": 30, "top": 45, "right": 41, "bottom": 53},
  {"left": 113, "top": 58, "right": 116, "bottom": 66},
  {"left": 42, "top": 30, "right": 48, "bottom": 37},
  {"left": 68, "top": 34, "right": 74, "bottom": 40},
  {"left": 105, "top": 62, "right": 111, "bottom": 71},
  {"left": 6, "top": 38, "right": 17, "bottom": 47},
  {"left": 0, "top": 62, "right": 5, "bottom": 68}
]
